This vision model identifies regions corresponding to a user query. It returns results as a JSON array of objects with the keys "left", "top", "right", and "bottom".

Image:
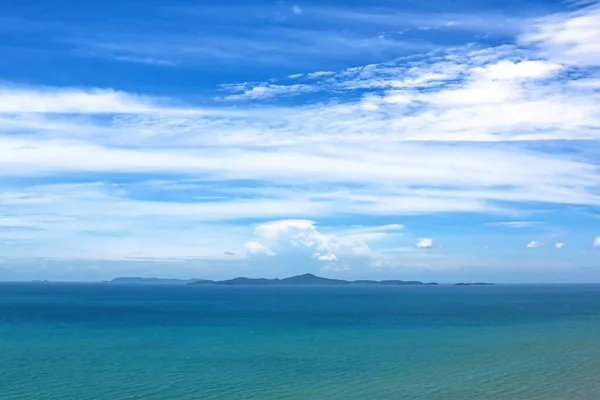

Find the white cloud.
[
  {"left": 415, "top": 238, "right": 433, "bottom": 248},
  {"left": 205, "top": 43, "right": 600, "bottom": 146},
  {"left": 220, "top": 83, "right": 316, "bottom": 100},
  {"left": 251, "top": 219, "right": 376, "bottom": 265},
  {"left": 335, "top": 224, "right": 404, "bottom": 236},
  {"left": 472, "top": 60, "right": 563, "bottom": 80},
  {"left": 2, "top": 138, "right": 598, "bottom": 209},
  {"left": 594, "top": 237, "right": 600, "bottom": 248},
  {"left": 521, "top": 4, "right": 600, "bottom": 66},
  {"left": 292, "top": 5, "right": 303, "bottom": 15},
  {"left": 254, "top": 219, "right": 320, "bottom": 243},
  {"left": 555, "top": 242, "right": 565, "bottom": 249},
  {"left": 245, "top": 241, "right": 276, "bottom": 256},
  {"left": 313, "top": 253, "right": 338, "bottom": 262},
  {"left": 0, "top": 87, "right": 159, "bottom": 114},
  {"left": 527, "top": 240, "right": 543, "bottom": 248},
  {"left": 306, "top": 71, "right": 335, "bottom": 79}
]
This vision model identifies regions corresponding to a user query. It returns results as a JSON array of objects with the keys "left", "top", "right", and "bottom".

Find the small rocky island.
[{"left": 454, "top": 282, "right": 493, "bottom": 286}]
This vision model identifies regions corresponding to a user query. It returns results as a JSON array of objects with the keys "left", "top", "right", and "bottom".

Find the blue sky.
[{"left": 1, "top": 0, "right": 600, "bottom": 282}]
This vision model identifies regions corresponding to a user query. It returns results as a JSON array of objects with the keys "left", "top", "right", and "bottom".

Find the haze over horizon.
[{"left": 1, "top": 0, "right": 600, "bottom": 283}]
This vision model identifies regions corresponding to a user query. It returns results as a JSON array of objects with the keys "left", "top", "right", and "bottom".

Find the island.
[
  {"left": 454, "top": 282, "right": 493, "bottom": 286},
  {"left": 103, "top": 275, "right": 498, "bottom": 286},
  {"left": 187, "top": 273, "right": 438, "bottom": 286},
  {"left": 107, "top": 277, "right": 200, "bottom": 284}
]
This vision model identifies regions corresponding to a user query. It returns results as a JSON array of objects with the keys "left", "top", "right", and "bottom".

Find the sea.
[{"left": 1, "top": 283, "right": 600, "bottom": 399}]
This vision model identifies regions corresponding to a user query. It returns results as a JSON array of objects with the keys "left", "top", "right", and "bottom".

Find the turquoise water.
[{"left": 1, "top": 284, "right": 600, "bottom": 399}]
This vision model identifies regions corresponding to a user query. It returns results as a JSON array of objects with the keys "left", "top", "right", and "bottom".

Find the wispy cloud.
[
  {"left": 109, "top": 55, "right": 179, "bottom": 67},
  {"left": 309, "top": 8, "right": 527, "bottom": 36},
  {"left": 488, "top": 221, "right": 542, "bottom": 228},
  {"left": 219, "top": 83, "right": 317, "bottom": 101},
  {"left": 527, "top": 240, "right": 543, "bottom": 248},
  {"left": 3, "top": 2, "right": 531, "bottom": 69},
  {"left": 0, "top": 87, "right": 159, "bottom": 114},
  {"left": 416, "top": 238, "right": 434, "bottom": 248},
  {"left": 520, "top": 3, "right": 600, "bottom": 67},
  {"left": 245, "top": 241, "right": 276, "bottom": 256},
  {"left": 1, "top": 2, "right": 600, "bottom": 279},
  {"left": 69, "top": 20, "right": 438, "bottom": 68}
]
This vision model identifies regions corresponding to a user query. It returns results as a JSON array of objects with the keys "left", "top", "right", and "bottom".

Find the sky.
[{"left": 1, "top": 0, "right": 600, "bottom": 282}]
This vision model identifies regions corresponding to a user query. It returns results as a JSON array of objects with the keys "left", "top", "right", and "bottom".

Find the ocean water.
[{"left": 1, "top": 284, "right": 600, "bottom": 399}]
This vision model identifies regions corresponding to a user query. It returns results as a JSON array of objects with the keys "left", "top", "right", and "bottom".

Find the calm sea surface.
[{"left": 1, "top": 283, "right": 600, "bottom": 399}]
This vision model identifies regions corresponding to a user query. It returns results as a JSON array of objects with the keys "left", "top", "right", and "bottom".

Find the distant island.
[
  {"left": 105, "top": 274, "right": 497, "bottom": 286},
  {"left": 107, "top": 277, "right": 199, "bottom": 284},
  {"left": 187, "top": 273, "right": 439, "bottom": 286},
  {"left": 454, "top": 282, "right": 493, "bottom": 286}
]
